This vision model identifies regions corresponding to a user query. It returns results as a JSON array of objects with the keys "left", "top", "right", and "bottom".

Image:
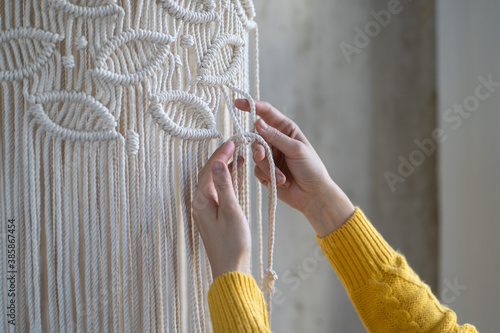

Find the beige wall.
[
  {"left": 438, "top": 1, "right": 500, "bottom": 331},
  {"left": 252, "top": 1, "right": 438, "bottom": 332}
]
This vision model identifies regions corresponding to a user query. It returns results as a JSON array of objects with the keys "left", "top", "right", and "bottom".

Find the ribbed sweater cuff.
[
  {"left": 316, "top": 207, "right": 396, "bottom": 290},
  {"left": 208, "top": 272, "right": 269, "bottom": 332}
]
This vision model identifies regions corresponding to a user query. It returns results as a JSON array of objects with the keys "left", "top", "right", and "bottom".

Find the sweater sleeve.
[
  {"left": 208, "top": 271, "right": 271, "bottom": 333},
  {"left": 316, "top": 207, "right": 478, "bottom": 333}
]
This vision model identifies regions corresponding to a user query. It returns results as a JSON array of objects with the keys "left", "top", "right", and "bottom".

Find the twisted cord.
[
  {"left": 6, "top": 0, "right": 268, "bottom": 331},
  {"left": 227, "top": 131, "right": 279, "bottom": 294}
]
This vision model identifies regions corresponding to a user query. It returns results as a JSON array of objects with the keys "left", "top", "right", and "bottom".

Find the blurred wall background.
[
  {"left": 251, "top": 0, "right": 498, "bottom": 332},
  {"left": 438, "top": 1, "right": 500, "bottom": 332}
]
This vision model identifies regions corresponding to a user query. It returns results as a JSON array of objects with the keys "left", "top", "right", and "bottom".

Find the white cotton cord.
[
  {"left": 118, "top": 137, "right": 131, "bottom": 333},
  {"left": 73, "top": 142, "right": 83, "bottom": 333},
  {"left": 108, "top": 141, "right": 119, "bottom": 333},
  {"left": 62, "top": 141, "right": 73, "bottom": 332},
  {"left": 75, "top": 35, "right": 88, "bottom": 50},
  {"left": 21, "top": 112, "right": 35, "bottom": 331},
  {"left": 180, "top": 34, "right": 194, "bottom": 48},
  {"left": 157, "top": 132, "right": 169, "bottom": 332},
  {"left": 43, "top": 134, "right": 58, "bottom": 331},
  {"left": 253, "top": 26, "right": 260, "bottom": 101},
  {"left": 99, "top": 141, "right": 110, "bottom": 333},
  {"left": 126, "top": 129, "right": 139, "bottom": 155},
  {"left": 145, "top": 114, "right": 158, "bottom": 332},
  {"left": 82, "top": 142, "right": 92, "bottom": 333},
  {"left": 192, "top": 140, "right": 206, "bottom": 333},
  {"left": 137, "top": 81, "right": 151, "bottom": 332},
  {"left": 226, "top": 132, "right": 278, "bottom": 313},
  {"left": 168, "top": 138, "right": 181, "bottom": 333},
  {"left": 144, "top": 119, "right": 156, "bottom": 332},
  {"left": 10, "top": 77, "right": 21, "bottom": 330},
  {"left": 256, "top": 175, "right": 264, "bottom": 285},
  {"left": 88, "top": 142, "right": 101, "bottom": 333},
  {"left": 179, "top": 141, "right": 202, "bottom": 333},
  {"left": 54, "top": 137, "right": 67, "bottom": 333},
  {"left": 12, "top": 77, "right": 26, "bottom": 332},
  {"left": 1, "top": 82, "right": 12, "bottom": 333},
  {"left": 4, "top": 0, "right": 266, "bottom": 331}
]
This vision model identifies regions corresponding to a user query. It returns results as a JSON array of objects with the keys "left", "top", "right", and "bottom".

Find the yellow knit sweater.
[{"left": 207, "top": 208, "right": 478, "bottom": 332}]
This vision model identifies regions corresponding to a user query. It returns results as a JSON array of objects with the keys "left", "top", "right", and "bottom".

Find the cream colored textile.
[{"left": 0, "top": 0, "right": 277, "bottom": 332}]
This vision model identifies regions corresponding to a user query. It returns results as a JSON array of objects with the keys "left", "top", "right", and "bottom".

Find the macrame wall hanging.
[{"left": 0, "top": 0, "right": 278, "bottom": 332}]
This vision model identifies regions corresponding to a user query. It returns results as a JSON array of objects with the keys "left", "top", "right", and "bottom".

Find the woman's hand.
[
  {"left": 192, "top": 141, "right": 251, "bottom": 279},
  {"left": 235, "top": 99, "right": 355, "bottom": 237}
]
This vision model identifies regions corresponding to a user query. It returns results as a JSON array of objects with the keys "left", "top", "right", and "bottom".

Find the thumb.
[
  {"left": 212, "top": 161, "right": 238, "bottom": 208},
  {"left": 255, "top": 118, "right": 302, "bottom": 156}
]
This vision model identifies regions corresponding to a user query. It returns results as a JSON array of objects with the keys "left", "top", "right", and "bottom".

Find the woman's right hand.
[{"left": 235, "top": 99, "right": 355, "bottom": 237}]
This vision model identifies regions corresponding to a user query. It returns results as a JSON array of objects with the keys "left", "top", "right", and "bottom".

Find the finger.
[
  {"left": 235, "top": 99, "right": 287, "bottom": 129},
  {"left": 205, "top": 140, "right": 236, "bottom": 173},
  {"left": 251, "top": 141, "right": 265, "bottom": 162},
  {"left": 254, "top": 164, "right": 286, "bottom": 186},
  {"left": 254, "top": 166, "right": 270, "bottom": 183},
  {"left": 255, "top": 118, "right": 302, "bottom": 157},
  {"left": 227, "top": 155, "right": 244, "bottom": 174},
  {"left": 192, "top": 174, "right": 218, "bottom": 220},
  {"left": 212, "top": 161, "right": 239, "bottom": 209},
  {"left": 251, "top": 142, "right": 286, "bottom": 185},
  {"left": 236, "top": 99, "right": 307, "bottom": 140},
  {"left": 192, "top": 188, "right": 217, "bottom": 217},
  {"left": 196, "top": 140, "right": 235, "bottom": 201},
  {"left": 198, "top": 140, "right": 235, "bottom": 181},
  {"left": 255, "top": 159, "right": 286, "bottom": 186}
]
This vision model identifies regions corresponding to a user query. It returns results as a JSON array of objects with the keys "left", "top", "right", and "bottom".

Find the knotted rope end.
[{"left": 262, "top": 269, "right": 278, "bottom": 293}]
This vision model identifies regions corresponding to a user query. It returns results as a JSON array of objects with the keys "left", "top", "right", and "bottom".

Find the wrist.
[
  {"left": 302, "top": 180, "right": 355, "bottom": 238},
  {"left": 211, "top": 255, "right": 251, "bottom": 280}
]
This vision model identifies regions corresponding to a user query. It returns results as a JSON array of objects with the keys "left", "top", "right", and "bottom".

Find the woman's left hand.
[{"left": 192, "top": 141, "right": 251, "bottom": 280}]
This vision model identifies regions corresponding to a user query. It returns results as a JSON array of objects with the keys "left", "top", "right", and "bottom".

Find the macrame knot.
[
  {"left": 202, "top": 0, "right": 216, "bottom": 11},
  {"left": 75, "top": 36, "right": 88, "bottom": 50},
  {"left": 180, "top": 34, "right": 194, "bottom": 48},
  {"left": 230, "top": 132, "right": 250, "bottom": 145},
  {"left": 126, "top": 130, "right": 139, "bottom": 155},
  {"left": 174, "top": 55, "right": 183, "bottom": 67},
  {"left": 262, "top": 269, "right": 278, "bottom": 293},
  {"left": 62, "top": 55, "right": 75, "bottom": 68},
  {"left": 198, "top": 66, "right": 209, "bottom": 76}
]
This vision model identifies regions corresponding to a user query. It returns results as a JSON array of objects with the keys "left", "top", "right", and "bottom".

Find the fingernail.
[
  {"left": 276, "top": 174, "right": 283, "bottom": 183},
  {"left": 212, "top": 162, "right": 223, "bottom": 174},
  {"left": 258, "top": 119, "right": 268, "bottom": 131}
]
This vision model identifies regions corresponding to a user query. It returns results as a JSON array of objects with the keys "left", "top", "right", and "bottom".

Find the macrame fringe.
[{"left": 0, "top": 0, "right": 277, "bottom": 332}]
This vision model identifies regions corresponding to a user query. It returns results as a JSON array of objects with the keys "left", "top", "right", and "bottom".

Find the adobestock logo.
[
  {"left": 272, "top": 245, "right": 329, "bottom": 306},
  {"left": 340, "top": 0, "right": 411, "bottom": 64},
  {"left": 441, "top": 277, "right": 467, "bottom": 305},
  {"left": 384, "top": 74, "right": 500, "bottom": 192}
]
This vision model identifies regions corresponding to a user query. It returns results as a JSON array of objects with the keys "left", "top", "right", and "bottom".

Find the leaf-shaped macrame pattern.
[
  {"left": 89, "top": 30, "right": 175, "bottom": 85},
  {"left": 196, "top": 34, "right": 245, "bottom": 86},
  {"left": 158, "top": 0, "right": 219, "bottom": 23},
  {"left": 148, "top": 90, "right": 221, "bottom": 141},
  {"left": 0, "top": 27, "right": 63, "bottom": 82},
  {"left": 27, "top": 90, "right": 117, "bottom": 136}
]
